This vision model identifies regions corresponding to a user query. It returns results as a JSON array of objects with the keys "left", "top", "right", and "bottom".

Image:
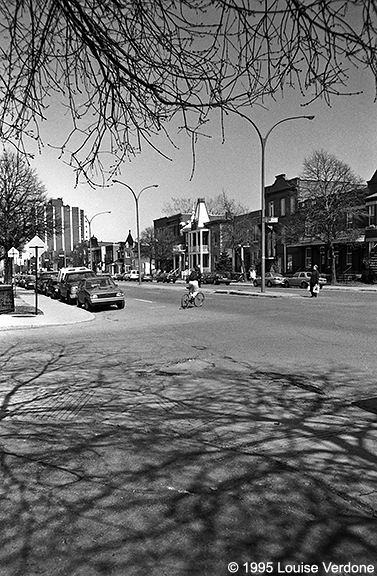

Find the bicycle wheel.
[
  {"left": 181, "top": 293, "right": 190, "bottom": 308},
  {"left": 194, "top": 292, "right": 205, "bottom": 307}
]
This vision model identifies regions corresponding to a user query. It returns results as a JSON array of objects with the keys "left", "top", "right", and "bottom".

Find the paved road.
[{"left": 1, "top": 284, "right": 376, "bottom": 575}]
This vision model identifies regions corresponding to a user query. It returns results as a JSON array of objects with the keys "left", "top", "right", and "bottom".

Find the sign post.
[
  {"left": 26, "top": 236, "right": 47, "bottom": 315},
  {"left": 7, "top": 247, "right": 20, "bottom": 297}
]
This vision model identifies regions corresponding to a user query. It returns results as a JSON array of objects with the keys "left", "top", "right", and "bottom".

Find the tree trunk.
[
  {"left": 4, "top": 256, "right": 12, "bottom": 284},
  {"left": 330, "top": 243, "right": 337, "bottom": 284}
]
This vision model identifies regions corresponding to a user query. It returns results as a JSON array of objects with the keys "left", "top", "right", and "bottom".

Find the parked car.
[
  {"left": 201, "top": 272, "right": 231, "bottom": 285},
  {"left": 253, "top": 272, "right": 289, "bottom": 288},
  {"left": 45, "top": 276, "right": 60, "bottom": 299},
  {"left": 76, "top": 276, "right": 125, "bottom": 311},
  {"left": 23, "top": 275, "right": 36, "bottom": 290},
  {"left": 58, "top": 267, "right": 96, "bottom": 304},
  {"left": 285, "top": 271, "right": 327, "bottom": 289},
  {"left": 155, "top": 271, "right": 169, "bottom": 283},
  {"left": 141, "top": 273, "right": 153, "bottom": 282},
  {"left": 129, "top": 270, "right": 140, "bottom": 281},
  {"left": 37, "top": 271, "right": 58, "bottom": 294}
]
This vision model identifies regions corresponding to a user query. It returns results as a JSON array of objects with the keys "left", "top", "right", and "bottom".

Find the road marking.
[{"left": 135, "top": 298, "right": 154, "bottom": 303}]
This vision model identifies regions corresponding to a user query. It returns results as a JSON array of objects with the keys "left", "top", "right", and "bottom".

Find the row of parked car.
[{"left": 252, "top": 270, "right": 327, "bottom": 289}]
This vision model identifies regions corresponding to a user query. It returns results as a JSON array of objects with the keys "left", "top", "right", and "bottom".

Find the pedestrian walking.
[
  {"left": 249, "top": 268, "right": 256, "bottom": 283},
  {"left": 309, "top": 264, "right": 320, "bottom": 298}
]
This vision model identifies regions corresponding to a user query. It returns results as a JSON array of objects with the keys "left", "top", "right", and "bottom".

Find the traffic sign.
[
  {"left": 28, "top": 235, "right": 47, "bottom": 249},
  {"left": 7, "top": 247, "right": 20, "bottom": 258}
]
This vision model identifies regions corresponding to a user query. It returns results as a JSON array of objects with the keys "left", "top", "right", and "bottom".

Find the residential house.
[{"left": 265, "top": 173, "right": 367, "bottom": 278}]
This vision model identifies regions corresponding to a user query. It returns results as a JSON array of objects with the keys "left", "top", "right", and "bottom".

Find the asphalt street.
[{"left": 1, "top": 283, "right": 377, "bottom": 576}]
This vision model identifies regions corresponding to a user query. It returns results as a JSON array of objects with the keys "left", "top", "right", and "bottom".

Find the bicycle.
[{"left": 181, "top": 287, "right": 205, "bottom": 309}]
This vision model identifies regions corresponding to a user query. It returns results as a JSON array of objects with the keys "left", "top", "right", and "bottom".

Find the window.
[
  {"left": 305, "top": 247, "right": 312, "bottom": 269},
  {"left": 290, "top": 196, "right": 295, "bottom": 214},
  {"left": 369, "top": 204, "right": 376, "bottom": 227},
  {"left": 268, "top": 201, "right": 274, "bottom": 217},
  {"left": 202, "top": 231, "right": 209, "bottom": 245},
  {"left": 203, "top": 254, "right": 209, "bottom": 268},
  {"left": 280, "top": 198, "right": 286, "bottom": 216},
  {"left": 346, "top": 245, "right": 353, "bottom": 266},
  {"left": 192, "top": 233, "right": 196, "bottom": 247}
]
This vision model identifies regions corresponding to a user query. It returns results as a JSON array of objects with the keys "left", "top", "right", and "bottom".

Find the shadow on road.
[{"left": 0, "top": 342, "right": 376, "bottom": 575}]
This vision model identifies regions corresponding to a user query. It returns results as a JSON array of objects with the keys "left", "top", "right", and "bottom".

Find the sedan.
[
  {"left": 202, "top": 272, "right": 231, "bottom": 285},
  {"left": 253, "top": 272, "right": 289, "bottom": 288},
  {"left": 76, "top": 276, "right": 125, "bottom": 311},
  {"left": 285, "top": 271, "right": 327, "bottom": 289}
]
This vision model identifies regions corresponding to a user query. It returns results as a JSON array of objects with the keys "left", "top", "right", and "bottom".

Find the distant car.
[
  {"left": 141, "top": 273, "right": 153, "bottom": 282},
  {"left": 23, "top": 275, "right": 36, "bottom": 290},
  {"left": 202, "top": 272, "right": 231, "bottom": 285},
  {"left": 45, "top": 276, "right": 60, "bottom": 299},
  {"left": 155, "top": 271, "right": 169, "bottom": 283},
  {"left": 129, "top": 270, "right": 140, "bottom": 281},
  {"left": 76, "top": 276, "right": 125, "bottom": 311},
  {"left": 253, "top": 272, "right": 289, "bottom": 288},
  {"left": 285, "top": 271, "right": 327, "bottom": 289},
  {"left": 37, "top": 271, "right": 58, "bottom": 294}
]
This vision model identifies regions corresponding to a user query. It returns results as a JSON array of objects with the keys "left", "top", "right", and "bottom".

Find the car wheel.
[
  {"left": 84, "top": 299, "right": 92, "bottom": 312},
  {"left": 301, "top": 281, "right": 308, "bottom": 289},
  {"left": 117, "top": 301, "right": 125, "bottom": 309},
  {"left": 267, "top": 280, "right": 272, "bottom": 287},
  {"left": 253, "top": 280, "right": 258, "bottom": 287}
]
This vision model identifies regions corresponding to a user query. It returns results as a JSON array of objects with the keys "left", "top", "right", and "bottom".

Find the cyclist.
[{"left": 188, "top": 266, "right": 201, "bottom": 299}]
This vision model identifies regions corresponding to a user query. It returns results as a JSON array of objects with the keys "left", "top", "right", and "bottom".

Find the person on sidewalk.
[{"left": 309, "top": 264, "right": 320, "bottom": 298}]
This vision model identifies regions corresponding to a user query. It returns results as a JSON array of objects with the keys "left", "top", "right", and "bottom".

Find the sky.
[{"left": 29, "top": 64, "right": 376, "bottom": 244}]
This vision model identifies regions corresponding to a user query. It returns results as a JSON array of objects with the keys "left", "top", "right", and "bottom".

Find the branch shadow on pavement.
[{"left": 0, "top": 342, "right": 376, "bottom": 576}]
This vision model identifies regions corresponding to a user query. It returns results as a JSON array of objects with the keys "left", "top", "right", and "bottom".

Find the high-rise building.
[{"left": 43, "top": 198, "right": 86, "bottom": 269}]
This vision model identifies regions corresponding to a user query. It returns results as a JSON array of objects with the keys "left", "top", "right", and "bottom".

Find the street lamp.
[
  {"left": 234, "top": 111, "right": 315, "bottom": 293},
  {"left": 85, "top": 211, "right": 111, "bottom": 271},
  {"left": 112, "top": 180, "right": 159, "bottom": 285}
]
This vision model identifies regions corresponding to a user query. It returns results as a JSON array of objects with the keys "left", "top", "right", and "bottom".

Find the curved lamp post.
[
  {"left": 85, "top": 211, "right": 111, "bottom": 271},
  {"left": 113, "top": 180, "right": 159, "bottom": 284},
  {"left": 234, "top": 111, "right": 315, "bottom": 293}
]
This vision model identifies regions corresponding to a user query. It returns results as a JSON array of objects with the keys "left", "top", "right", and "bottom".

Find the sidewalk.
[
  {"left": 0, "top": 289, "right": 94, "bottom": 331},
  {"left": 215, "top": 280, "right": 377, "bottom": 297}
]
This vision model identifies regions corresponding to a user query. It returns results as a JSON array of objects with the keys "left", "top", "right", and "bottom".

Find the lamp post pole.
[
  {"left": 113, "top": 181, "right": 159, "bottom": 285},
  {"left": 234, "top": 112, "right": 315, "bottom": 293},
  {"left": 85, "top": 211, "right": 111, "bottom": 271}
]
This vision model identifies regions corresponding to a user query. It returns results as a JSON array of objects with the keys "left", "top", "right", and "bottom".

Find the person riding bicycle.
[{"left": 188, "top": 266, "right": 201, "bottom": 298}]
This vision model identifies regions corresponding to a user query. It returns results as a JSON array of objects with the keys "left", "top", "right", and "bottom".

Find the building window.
[
  {"left": 193, "top": 234, "right": 196, "bottom": 247},
  {"left": 368, "top": 204, "right": 376, "bottom": 227},
  {"left": 268, "top": 201, "right": 274, "bottom": 217},
  {"left": 202, "top": 231, "right": 209, "bottom": 245},
  {"left": 213, "top": 232, "right": 218, "bottom": 247},
  {"left": 305, "top": 247, "right": 312, "bottom": 269},
  {"left": 290, "top": 196, "right": 295, "bottom": 214},
  {"left": 280, "top": 198, "right": 286, "bottom": 216},
  {"left": 203, "top": 254, "right": 209, "bottom": 268},
  {"left": 346, "top": 245, "right": 353, "bottom": 266}
]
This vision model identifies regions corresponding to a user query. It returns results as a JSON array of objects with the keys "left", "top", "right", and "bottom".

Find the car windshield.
[
  {"left": 67, "top": 272, "right": 95, "bottom": 283},
  {"left": 86, "top": 278, "right": 114, "bottom": 289}
]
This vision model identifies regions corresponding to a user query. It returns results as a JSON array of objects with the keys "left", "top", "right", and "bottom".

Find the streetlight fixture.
[
  {"left": 234, "top": 111, "right": 315, "bottom": 292},
  {"left": 112, "top": 180, "right": 159, "bottom": 285},
  {"left": 85, "top": 211, "right": 112, "bottom": 271}
]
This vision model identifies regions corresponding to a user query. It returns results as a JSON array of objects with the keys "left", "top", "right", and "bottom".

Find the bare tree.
[
  {"left": 1, "top": 1, "right": 376, "bottom": 184},
  {"left": 296, "top": 150, "right": 366, "bottom": 283},
  {"left": 140, "top": 226, "right": 156, "bottom": 271},
  {"left": 0, "top": 150, "right": 50, "bottom": 282}
]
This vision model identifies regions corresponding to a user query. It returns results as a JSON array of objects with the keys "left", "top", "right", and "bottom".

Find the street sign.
[
  {"left": 265, "top": 217, "right": 279, "bottom": 224},
  {"left": 27, "top": 235, "right": 47, "bottom": 250},
  {"left": 7, "top": 247, "right": 20, "bottom": 258}
]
